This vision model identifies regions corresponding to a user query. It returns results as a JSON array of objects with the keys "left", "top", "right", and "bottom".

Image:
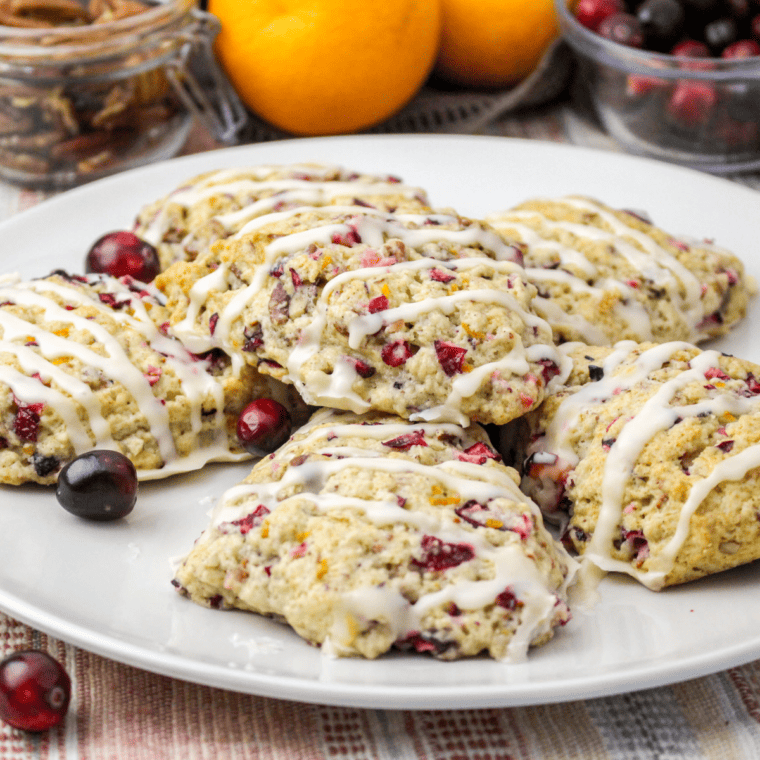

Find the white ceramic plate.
[{"left": 1, "top": 135, "right": 760, "bottom": 710}]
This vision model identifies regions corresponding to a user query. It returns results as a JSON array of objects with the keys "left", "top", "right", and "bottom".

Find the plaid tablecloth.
[{"left": 2, "top": 112, "right": 760, "bottom": 759}]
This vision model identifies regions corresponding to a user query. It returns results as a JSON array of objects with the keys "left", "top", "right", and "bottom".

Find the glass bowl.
[
  {"left": 0, "top": 0, "right": 247, "bottom": 188},
  {"left": 554, "top": 0, "right": 760, "bottom": 174}
]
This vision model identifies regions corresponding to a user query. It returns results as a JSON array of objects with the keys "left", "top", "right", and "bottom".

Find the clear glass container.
[
  {"left": 555, "top": 0, "right": 760, "bottom": 174},
  {"left": 0, "top": 0, "right": 247, "bottom": 188}
]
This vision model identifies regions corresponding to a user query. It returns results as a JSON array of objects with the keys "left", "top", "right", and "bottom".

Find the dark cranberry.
[
  {"left": 704, "top": 16, "right": 740, "bottom": 51},
  {"left": 236, "top": 398, "right": 292, "bottom": 456},
  {"left": 667, "top": 80, "right": 719, "bottom": 126},
  {"left": 85, "top": 232, "right": 160, "bottom": 283},
  {"left": 722, "top": 38, "right": 760, "bottom": 54},
  {"left": 598, "top": 12, "right": 645, "bottom": 45},
  {"left": 56, "top": 450, "right": 138, "bottom": 521},
  {"left": 0, "top": 650, "right": 71, "bottom": 732},
  {"left": 752, "top": 14, "right": 760, "bottom": 41},
  {"left": 575, "top": 0, "right": 626, "bottom": 31},
  {"left": 637, "top": 0, "right": 686, "bottom": 50}
]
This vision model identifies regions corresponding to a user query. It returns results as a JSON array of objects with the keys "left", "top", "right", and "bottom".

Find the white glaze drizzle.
[
  {"left": 202, "top": 414, "right": 575, "bottom": 661},
  {"left": 0, "top": 276, "right": 243, "bottom": 479},
  {"left": 531, "top": 340, "right": 760, "bottom": 590},
  {"left": 488, "top": 198, "right": 714, "bottom": 343}
]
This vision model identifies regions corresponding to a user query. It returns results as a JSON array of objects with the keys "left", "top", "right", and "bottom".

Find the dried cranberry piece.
[
  {"left": 434, "top": 340, "right": 467, "bottom": 376},
  {"left": 411, "top": 535, "right": 475, "bottom": 572},
  {"left": 85, "top": 231, "right": 160, "bottom": 283},
  {"left": 368, "top": 295, "right": 389, "bottom": 313},
  {"left": 222, "top": 505, "right": 270, "bottom": 535},
  {"left": 289, "top": 268, "right": 303, "bottom": 288},
  {"left": 456, "top": 442, "right": 500, "bottom": 464},
  {"left": 13, "top": 400, "right": 43, "bottom": 442},
  {"left": 395, "top": 632, "right": 454, "bottom": 656},
  {"left": 496, "top": 588, "right": 520, "bottom": 610},
  {"left": 0, "top": 650, "right": 71, "bottom": 732},
  {"left": 331, "top": 227, "right": 361, "bottom": 246},
  {"left": 382, "top": 429, "right": 428, "bottom": 451},
  {"left": 537, "top": 358, "right": 560, "bottom": 384},
  {"left": 746, "top": 373, "right": 760, "bottom": 394},
  {"left": 236, "top": 399, "right": 292, "bottom": 456},
  {"left": 381, "top": 340, "right": 413, "bottom": 367},
  {"left": 56, "top": 450, "right": 138, "bottom": 521},
  {"left": 344, "top": 356, "right": 376, "bottom": 378},
  {"left": 430, "top": 268, "right": 457, "bottom": 283},
  {"left": 208, "top": 313, "right": 219, "bottom": 335}
]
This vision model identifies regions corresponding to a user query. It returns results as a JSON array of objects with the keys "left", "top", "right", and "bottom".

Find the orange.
[
  {"left": 434, "top": 0, "right": 559, "bottom": 88},
  {"left": 208, "top": 0, "right": 441, "bottom": 137}
]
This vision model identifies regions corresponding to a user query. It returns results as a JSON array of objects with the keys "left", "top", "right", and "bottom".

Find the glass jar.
[{"left": 0, "top": 0, "right": 247, "bottom": 188}]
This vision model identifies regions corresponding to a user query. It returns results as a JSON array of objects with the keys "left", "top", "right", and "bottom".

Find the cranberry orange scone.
[
  {"left": 156, "top": 206, "right": 568, "bottom": 426},
  {"left": 0, "top": 271, "right": 301, "bottom": 485},
  {"left": 486, "top": 196, "right": 752, "bottom": 346},
  {"left": 172, "top": 408, "right": 577, "bottom": 661},
  {"left": 133, "top": 163, "right": 431, "bottom": 271},
  {"left": 518, "top": 340, "right": 760, "bottom": 590}
]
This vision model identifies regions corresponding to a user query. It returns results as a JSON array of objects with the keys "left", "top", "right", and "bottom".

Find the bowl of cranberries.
[{"left": 556, "top": 0, "right": 760, "bottom": 172}]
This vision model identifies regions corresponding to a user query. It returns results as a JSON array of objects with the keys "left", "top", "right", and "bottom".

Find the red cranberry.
[
  {"left": 598, "top": 12, "right": 645, "bottom": 46},
  {"left": 56, "top": 450, "right": 138, "bottom": 521},
  {"left": 667, "top": 80, "right": 719, "bottom": 126},
  {"left": 671, "top": 39, "right": 712, "bottom": 56},
  {"left": 85, "top": 232, "right": 160, "bottom": 283},
  {"left": 722, "top": 38, "right": 760, "bottom": 56},
  {"left": 236, "top": 399, "right": 292, "bottom": 456},
  {"left": 0, "top": 650, "right": 71, "bottom": 732},
  {"left": 575, "top": 0, "right": 626, "bottom": 31}
]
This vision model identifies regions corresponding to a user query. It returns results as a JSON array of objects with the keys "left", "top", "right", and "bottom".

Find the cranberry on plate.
[
  {"left": 0, "top": 650, "right": 71, "bottom": 732},
  {"left": 85, "top": 231, "right": 160, "bottom": 283},
  {"left": 56, "top": 450, "right": 138, "bottom": 521},
  {"left": 236, "top": 399, "right": 292, "bottom": 457}
]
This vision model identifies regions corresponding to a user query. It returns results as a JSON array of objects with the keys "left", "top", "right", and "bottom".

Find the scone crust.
[{"left": 519, "top": 340, "right": 760, "bottom": 589}]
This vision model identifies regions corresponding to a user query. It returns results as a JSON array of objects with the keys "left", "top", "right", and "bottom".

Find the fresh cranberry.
[
  {"left": 722, "top": 38, "right": 760, "bottom": 56},
  {"left": 637, "top": 0, "right": 686, "bottom": 50},
  {"left": 236, "top": 399, "right": 292, "bottom": 456},
  {"left": 704, "top": 17, "right": 739, "bottom": 51},
  {"left": 752, "top": 14, "right": 760, "bottom": 42},
  {"left": 56, "top": 450, "right": 138, "bottom": 521},
  {"left": 85, "top": 232, "right": 160, "bottom": 283},
  {"left": 671, "top": 39, "right": 712, "bottom": 56},
  {"left": 667, "top": 80, "right": 719, "bottom": 126},
  {"left": 0, "top": 650, "right": 71, "bottom": 732},
  {"left": 575, "top": 0, "right": 626, "bottom": 31},
  {"left": 598, "top": 12, "right": 645, "bottom": 46}
]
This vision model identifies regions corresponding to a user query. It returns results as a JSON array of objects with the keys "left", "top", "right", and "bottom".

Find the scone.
[
  {"left": 516, "top": 340, "right": 760, "bottom": 590},
  {"left": 172, "top": 408, "right": 577, "bottom": 661},
  {"left": 0, "top": 270, "right": 303, "bottom": 484},
  {"left": 156, "top": 206, "right": 567, "bottom": 426},
  {"left": 133, "top": 163, "right": 432, "bottom": 271},
  {"left": 486, "top": 196, "right": 752, "bottom": 345}
]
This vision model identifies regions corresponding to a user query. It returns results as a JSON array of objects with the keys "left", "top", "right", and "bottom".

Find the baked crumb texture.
[{"left": 173, "top": 408, "right": 577, "bottom": 661}]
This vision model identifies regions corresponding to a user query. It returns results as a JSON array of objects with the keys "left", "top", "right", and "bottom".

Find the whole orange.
[
  {"left": 208, "top": 0, "right": 441, "bottom": 136},
  {"left": 434, "top": 0, "right": 559, "bottom": 88}
]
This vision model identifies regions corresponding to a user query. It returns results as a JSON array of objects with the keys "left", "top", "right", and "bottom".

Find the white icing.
[
  {"left": 200, "top": 414, "right": 576, "bottom": 661},
  {"left": 529, "top": 340, "right": 760, "bottom": 590}
]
